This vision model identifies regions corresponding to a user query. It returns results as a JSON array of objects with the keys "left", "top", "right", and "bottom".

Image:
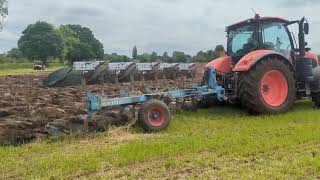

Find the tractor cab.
[{"left": 226, "top": 15, "right": 293, "bottom": 63}]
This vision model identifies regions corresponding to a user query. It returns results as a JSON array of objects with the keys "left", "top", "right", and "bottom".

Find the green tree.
[
  {"left": 18, "top": 21, "right": 65, "bottom": 65},
  {"left": 172, "top": 51, "right": 187, "bottom": 63},
  {"left": 161, "top": 52, "right": 171, "bottom": 63},
  {"left": 132, "top": 46, "right": 138, "bottom": 60},
  {"left": 121, "top": 55, "right": 130, "bottom": 62},
  {"left": 207, "top": 50, "right": 219, "bottom": 60},
  {"left": 109, "top": 53, "right": 121, "bottom": 62},
  {"left": 215, "top": 45, "right": 225, "bottom": 52},
  {"left": 59, "top": 24, "right": 104, "bottom": 64},
  {"left": 138, "top": 53, "right": 151, "bottom": 63},
  {"left": 0, "top": 0, "right": 8, "bottom": 18},
  {"left": 65, "top": 43, "right": 95, "bottom": 63},
  {"left": 7, "top": 48, "right": 23, "bottom": 59},
  {"left": 0, "top": 0, "right": 8, "bottom": 31},
  {"left": 58, "top": 25, "right": 80, "bottom": 63},
  {"left": 185, "top": 54, "right": 192, "bottom": 62},
  {"left": 105, "top": 53, "right": 130, "bottom": 62},
  {"left": 150, "top": 52, "right": 158, "bottom": 62},
  {"left": 193, "top": 51, "right": 207, "bottom": 62}
]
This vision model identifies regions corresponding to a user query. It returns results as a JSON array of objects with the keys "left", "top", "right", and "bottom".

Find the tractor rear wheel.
[
  {"left": 138, "top": 99, "right": 171, "bottom": 132},
  {"left": 238, "top": 58, "right": 295, "bottom": 114}
]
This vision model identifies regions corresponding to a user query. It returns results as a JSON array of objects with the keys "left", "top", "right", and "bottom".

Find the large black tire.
[
  {"left": 238, "top": 58, "right": 295, "bottom": 114},
  {"left": 138, "top": 99, "right": 171, "bottom": 132}
]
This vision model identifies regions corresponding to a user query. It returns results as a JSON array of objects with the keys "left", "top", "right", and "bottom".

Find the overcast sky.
[{"left": 1, "top": 0, "right": 320, "bottom": 56}]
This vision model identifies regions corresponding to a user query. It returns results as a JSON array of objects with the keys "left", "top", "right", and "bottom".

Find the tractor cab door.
[{"left": 261, "top": 22, "right": 293, "bottom": 59}]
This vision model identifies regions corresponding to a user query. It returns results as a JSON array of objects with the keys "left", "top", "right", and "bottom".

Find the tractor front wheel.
[
  {"left": 138, "top": 99, "right": 171, "bottom": 132},
  {"left": 238, "top": 58, "right": 295, "bottom": 114}
]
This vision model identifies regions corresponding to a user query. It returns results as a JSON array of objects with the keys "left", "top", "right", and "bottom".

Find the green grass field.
[
  {"left": 0, "top": 57, "right": 66, "bottom": 76},
  {"left": 0, "top": 100, "right": 320, "bottom": 179},
  {"left": 0, "top": 64, "right": 65, "bottom": 76}
]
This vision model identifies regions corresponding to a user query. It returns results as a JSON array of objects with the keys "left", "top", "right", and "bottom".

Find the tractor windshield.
[
  {"left": 227, "top": 24, "right": 259, "bottom": 60},
  {"left": 261, "top": 22, "right": 292, "bottom": 58}
]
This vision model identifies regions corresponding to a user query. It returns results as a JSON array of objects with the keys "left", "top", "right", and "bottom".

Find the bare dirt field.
[{"left": 0, "top": 65, "right": 205, "bottom": 145}]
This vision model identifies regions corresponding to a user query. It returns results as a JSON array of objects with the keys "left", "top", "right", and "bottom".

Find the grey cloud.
[
  {"left": 278, "top": 0, "right": 320, "bottom": 7},
  {"left": 0, "top": 0, "right": 320, "bottom": 55},
  {"left": 66, "top": 6, "right": 104, "bottom": 18}
]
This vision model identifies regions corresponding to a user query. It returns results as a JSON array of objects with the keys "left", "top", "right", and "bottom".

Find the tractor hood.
[{"left": 205, "top": 56, "right": 232, "bottom": 74}]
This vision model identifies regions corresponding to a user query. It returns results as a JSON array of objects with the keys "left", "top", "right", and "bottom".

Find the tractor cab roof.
[{"left": 226, "top": 15, "right": 289, "bottom": 32}]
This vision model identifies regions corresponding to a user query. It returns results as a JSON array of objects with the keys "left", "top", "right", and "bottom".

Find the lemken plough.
[{"left": 70, "top": 61, "right": 224, "bottom": 132}]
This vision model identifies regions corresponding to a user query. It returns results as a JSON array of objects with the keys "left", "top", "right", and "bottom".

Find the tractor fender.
[
  {"left": 205, "top": 56, "right": 232, "bottom": 74},
  {"left": 233, "top": 50, "right": 293, "bottom": 72}
]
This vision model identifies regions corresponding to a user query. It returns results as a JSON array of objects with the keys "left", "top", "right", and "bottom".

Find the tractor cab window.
[
  {"left": 227, "top": 24, "right": 259, "bottom": 61},
  {"left": 262, "top": 23, "right": 292, "bottom": 57}
]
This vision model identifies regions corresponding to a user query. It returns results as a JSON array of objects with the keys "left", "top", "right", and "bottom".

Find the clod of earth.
[{"left": 0, "top": 110, "right": 11, "bottom": 118}]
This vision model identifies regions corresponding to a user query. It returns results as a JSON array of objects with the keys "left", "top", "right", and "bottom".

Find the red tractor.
[{"left": 205, "top": 15, "right": 320, "bottom": 114}]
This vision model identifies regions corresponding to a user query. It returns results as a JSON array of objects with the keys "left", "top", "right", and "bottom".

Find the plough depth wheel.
[{"left": 138, "top": 99, "right": 171, "bottom": 132}]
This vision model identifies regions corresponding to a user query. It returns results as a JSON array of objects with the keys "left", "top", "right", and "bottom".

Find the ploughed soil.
[{"left": 0, "top": 64, "right": 205, "bottom": 145}]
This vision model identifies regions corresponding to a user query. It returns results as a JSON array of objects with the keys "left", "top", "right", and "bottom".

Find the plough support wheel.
[{"left": 138, "top": 99, "right": 171, "bottom": 132}]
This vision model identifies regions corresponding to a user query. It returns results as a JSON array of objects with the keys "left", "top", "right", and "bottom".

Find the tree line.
[
  {"left": 105, "top": 45, "right": 225, "bottom": 63},
  {"left": 6, "top": 21, "right": 226, "bottom": 65}
]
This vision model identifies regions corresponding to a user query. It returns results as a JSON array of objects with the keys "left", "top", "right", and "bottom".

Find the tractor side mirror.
[{"left": 304, "top": 22, "right": 309, "bottom": 35}]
